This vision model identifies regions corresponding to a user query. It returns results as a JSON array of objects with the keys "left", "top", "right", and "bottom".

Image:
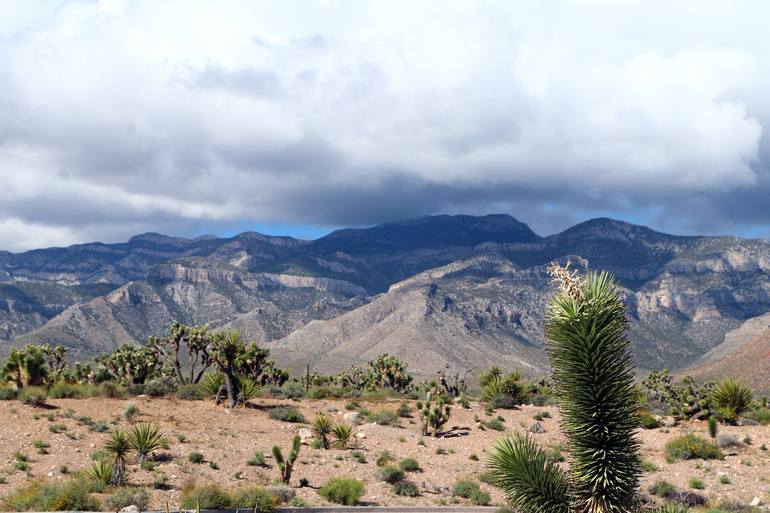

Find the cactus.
[
  {"left": 273, "top": 434, "right": 301, "bottom": 484},
  {"left": 708, "top": 415, "right": 718, "bottom": 439},
  {"left": 416, "top": 396, "right": 451, "bottom": 437}
]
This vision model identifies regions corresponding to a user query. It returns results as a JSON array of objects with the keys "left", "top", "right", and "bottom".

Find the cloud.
[{"left": 0, "top": 0, "right": 769, "bottom": 250}]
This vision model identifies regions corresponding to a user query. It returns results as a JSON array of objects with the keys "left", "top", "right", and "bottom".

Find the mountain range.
[{"left": 2, "top": 214, "right": 769, "bottom": 389}]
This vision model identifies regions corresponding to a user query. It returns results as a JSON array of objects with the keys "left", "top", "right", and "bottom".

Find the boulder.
[
  {"left": 343, "top": 412, "right": 364, "bottom": 425},
  {"left": 297, "top": 428, "right": 313, "bottom": 442},
  {"left": 716, "top": 433, "right": 742, "bottom": 449},
  {"left": 529, "top": 422, "right": 546, "bottom": 434}
]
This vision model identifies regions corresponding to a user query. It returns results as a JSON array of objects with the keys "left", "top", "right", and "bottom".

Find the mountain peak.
[{"left": 314, "top": 213, "right": 541, "bottom": 253}]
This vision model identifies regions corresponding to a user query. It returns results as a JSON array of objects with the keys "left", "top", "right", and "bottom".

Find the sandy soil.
[{"left": 0, "top": 396, "right": 768, "bottom": 509}]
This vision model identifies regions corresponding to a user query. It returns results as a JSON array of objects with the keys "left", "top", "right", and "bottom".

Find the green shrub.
[
  {"left": 105, "top": 488, "right": 149, "bottom": 511},
  {"left": 268, "top": 406, "right": 305, "bottom": 423},
  {"left": 98, "top": 382, "right": 125, "bottom": 399},
  {"left": 188, "top": 452, "right": 205, "bottom": 464},
  {"left": 318, "top": 477, "right": 365, "bottom": 505},
  {"left": 639, "top": 411, "right": 659, "bottom": 429},
  {"left": 48, "top": 423, "right": 66, "bottom": 434},
  {"left": 376, "top": 450, "right": 395, "bottom": 467},
  {"left": 247, "top": 452, "right": 268, "bottom": 467},
  {"left": 452, "top": 479, "right": 481, "bottom": 498},
  {"left": 470, "top": 489, "right": 491, "bottom": 505},
  {"left": 143, "top": 377, "right": 177, "bottom": 397},
  {"left": 649, "top": 480, "right": 677, "bottom": 497},
  {"left": 484, "top": 418, "right": 505, "bottom": 431},
  {"left": 2, "top": 476, "right": 101, "bottom": 511},
  {"left": 367, "top": 409, "right": 399, "bottom": 426},
  {"left": 0, "top": 387, "right": 17, "bottom": 400},
  {"left": 393, "top": 480, "right": 420, "bottom": 497},
  {"left": 176, "top": 384, "right": 206, "bottom": 401},
  {"left": 665, "top": 433, "right": 722, "bottom": 462},
  {"left": 20, "top": 388, "right": 47, "bottom": 407},
  {"left": 377, "top": 464, "right": 405, "bottom": 484},
  {"left": 231, "top": 487, "right": 277, "bottom": 511},
  {"left": 719, "top": 475, "right": 731, "bottom": 485},
  {"left": 181, "top": 484, "right": 231, "bottom": 509},
  {"left": 745, "top": 407, "right": 770, "bottom": 425},
  {"left": 399, "top": 457, "right": 421, "bottom": 472},
  {"left": 48, "top": 382, "right": 83, "bottom": 399},
  {"left": 689, "top": 478, "right": 705, "bottom": 490}
]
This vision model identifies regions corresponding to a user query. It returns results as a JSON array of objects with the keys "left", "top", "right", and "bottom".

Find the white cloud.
[{"left": 0, "top": 0, "right": 769, "bottom": 250}]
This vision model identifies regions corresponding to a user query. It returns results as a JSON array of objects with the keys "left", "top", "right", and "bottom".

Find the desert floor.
[{"left": 0, "top": 396, "right": 769, "bottom": 509}]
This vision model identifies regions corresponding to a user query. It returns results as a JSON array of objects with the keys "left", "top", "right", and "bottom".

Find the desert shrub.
[
  {"left": 708, "top": 415, "right": 718, "bottom": 438},
  {"left": 268, "top": 406, "right": 305, "bottom": 423},
  {"left": 377, "top": 464, "right": 405, "bottom": 484},
  {"left": 247, "top": 452, "right": 268, "bottom": 467},
  {"left": 105, "top": 487, "right": 149, "bottom": 511},
  {"left": 649, "top": 480, "right": 677, "bottom": 497},
  {"left": 33, "top": 440, "right": 49, "bottom": 454},
  {"left": 393, "top": 480, "right": 420, "bottom": 497},
  {"left": 639, "top": 411, "right": 660, "bottom": 429},
  {"left": 306, "top": 386, "right": 350, "bottom": 399},
  {"left": 266, "top": 484, "right": 295, "bottom": 503},
  {"left": 97, "top": 382, "right": 126, "bottom": 399},
  {"left": 484, "top": 418, "right": 505, "bottom": 431},
  {"left": 366, "top": 408, "right": 399, "bottom": 426},
  {"left": 376, "top": 450, "right": 395, "bottom": 467},
  {"left": 123, "top": 401, "right": 139, "bottom": 420},
  {"left": 49, "top": 423, "right": 66, "bottom": 433},
  {"left": 0, "top": 387, "right": 18, "bottom": 400},
  {"left": 312, "top": 415, "right": 334, "bottom": 449},
  {"left": 188, "top": 452, "right": 205, "bottom": 464},
  {"left": 20, "top": 388, "right": 47, "bottom": 407},
  {"left": 689, "top": 478, "right": 705, "bottom": 489},
  {"left": 399, "top": 457, "right": 421, "bottom": 472},
  {"left": 397, "top": 402, "right": 412, "bottom": 417},
  {"left": 452, "top": 479, "right": 482, "bottom": 498},
  {"left": 181, "top": 484, "right": 231, "bottom": 509},
  {"left": 176, "top": 384, "right": 206, "bottom": 401},
  {"left": 318, "top": 477, "right": 365, "bottom": 505},
  {"left": 2, "top": 476, "right": 101, "bottom": 511},
  {"left": 351, "top": 451, "right": 366, "bottom": 464},
  {"left": 665, "top": 433, "right": 722, "bottom": 462},
  {"left": 48, "top": 382, "right": 82, "bottom": 399},
  {"left": 231, "top": 487, "right": 277, "bottom": 512},
  {"left": 745, "top": 407, "right": 770, "bottom": 425},
  {"left": 470, "top": 489, "right": 491, "bottom": 505}
]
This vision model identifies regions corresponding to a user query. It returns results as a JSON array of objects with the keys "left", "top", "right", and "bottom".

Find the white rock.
[
  {"left": 297, "top": 428, "right": 313, "bottom": 442},
  {"left": 120, "top": 506, "right": 139, "bottom": 513},
  {"left": 751, "top": 497, "right": 762, "bottom": 507},
  {"left": 355, "top": 432, "right": 367, "bottom": 439},
  {"left": 343, "top": 412, "right": 364, "bottom": 425}
]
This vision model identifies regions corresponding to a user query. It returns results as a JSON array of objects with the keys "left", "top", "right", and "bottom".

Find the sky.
[{"left": 1, "top": 0, "right": 770, "bottom": 251}]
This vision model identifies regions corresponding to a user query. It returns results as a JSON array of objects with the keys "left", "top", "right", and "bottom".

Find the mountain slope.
[
  {"left": 268, "top": 256, "right": 550, "bottom": 378},
  {"left": 11, "top": 260, "right": 367, "bottom": 361}
]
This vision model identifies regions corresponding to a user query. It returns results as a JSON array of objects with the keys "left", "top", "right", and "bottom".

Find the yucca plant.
[
  {"left": 332, "top": 423, "right": 353, "bottom": 449},
  {"left": 128, "top": 422, "right": 164, "bottom": 464},
  {"left": 711, "top": 378, "right": 753, "bottom": 423},
  {"left": 237, "top": 376, "right": 258, "bottom": 405},
  {"left": 86, "top": 459, "right": 114, "bottom": 491},
  {"left": 202, "top": 372, "right": 225, "bottom": 399},
  {"left": 312, "top": 415, "right": 334, "bottom": 449},
  {"left": 489, "top": 264, "right": 642, "bottom": 513},
  {"left": 105, "top": 427, "right": 132, "bottom": 486}
]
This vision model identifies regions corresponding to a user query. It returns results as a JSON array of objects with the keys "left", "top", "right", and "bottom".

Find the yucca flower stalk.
[{"left": 489, "top": 263, "right": 643, "bottom": 513}]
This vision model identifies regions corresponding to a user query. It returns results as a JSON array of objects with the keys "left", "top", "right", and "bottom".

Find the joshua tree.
[
  {"left": 416, "top": 396, "right": 452, "bottom": 437},
  {"left": 437, "top": 367, "right": 468, "bottom": 397},
  {"left": 489, "top": 263, "right": 642, "bottom": 513},
  {"left": 367, "top": 354, "right": 412, "bottom": 392},
  {"left": 209, "top": 330, "right": 246, "bottom": 409},
  {"left": 146, "top": 322, "right": 214, "bottom": 385},
  {"left": 273, "top": 434, "right": 301, "bottom": 484},
  {"left": 95, "top": 344, "right": 163, "bottom": 385},
  {"left": 1, "top": 345, "right": 47, "bottom": 388}
]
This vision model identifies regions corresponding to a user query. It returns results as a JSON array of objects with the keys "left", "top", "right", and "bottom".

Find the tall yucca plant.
[{"left": 489, "top": 264, "right": 642, "bottom": 513}]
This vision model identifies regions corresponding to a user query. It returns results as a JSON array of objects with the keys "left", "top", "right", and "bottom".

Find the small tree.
[
  {"left": 41, "top": 344, "right": 68, "bottom": 385},
  {"left": 416, "top": 396, "right": 451, "bottom": 437},
  {"left": 273, "top": 434, "right": 301, "bottom": 485},
  {"left": 1, "top": 345, "right": 47, "bottom": 388},
  {"left": 146, "top": 322, "right": 214, "bottom": 385},
  {"left": 95, "top": 344, "right": 163, "bottom": 385},
  {"left": 489, "top": 264, "right": 642, "bottom": 513},
  {"left": 368, "top": 354, "right": 412, "bottom": 392},
  {"left": 209, "top": 330, "right": 245, "bottom": 409},
  {"left": 437, "top": 368, "right": 468, "bottom": 398}
]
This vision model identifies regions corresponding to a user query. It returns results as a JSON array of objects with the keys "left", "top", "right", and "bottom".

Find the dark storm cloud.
[{"left": 1, "top": 0, "right": 770, "bottom": 250}]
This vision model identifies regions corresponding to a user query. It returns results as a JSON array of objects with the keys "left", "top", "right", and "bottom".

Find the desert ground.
[{"left": 0, "top": 396, "right": 768, "bottom": 510}]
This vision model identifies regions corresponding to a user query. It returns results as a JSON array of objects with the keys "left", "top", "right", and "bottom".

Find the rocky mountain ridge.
[{"left": 2, "top": 214, "right": 770, "bottom": 379}]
